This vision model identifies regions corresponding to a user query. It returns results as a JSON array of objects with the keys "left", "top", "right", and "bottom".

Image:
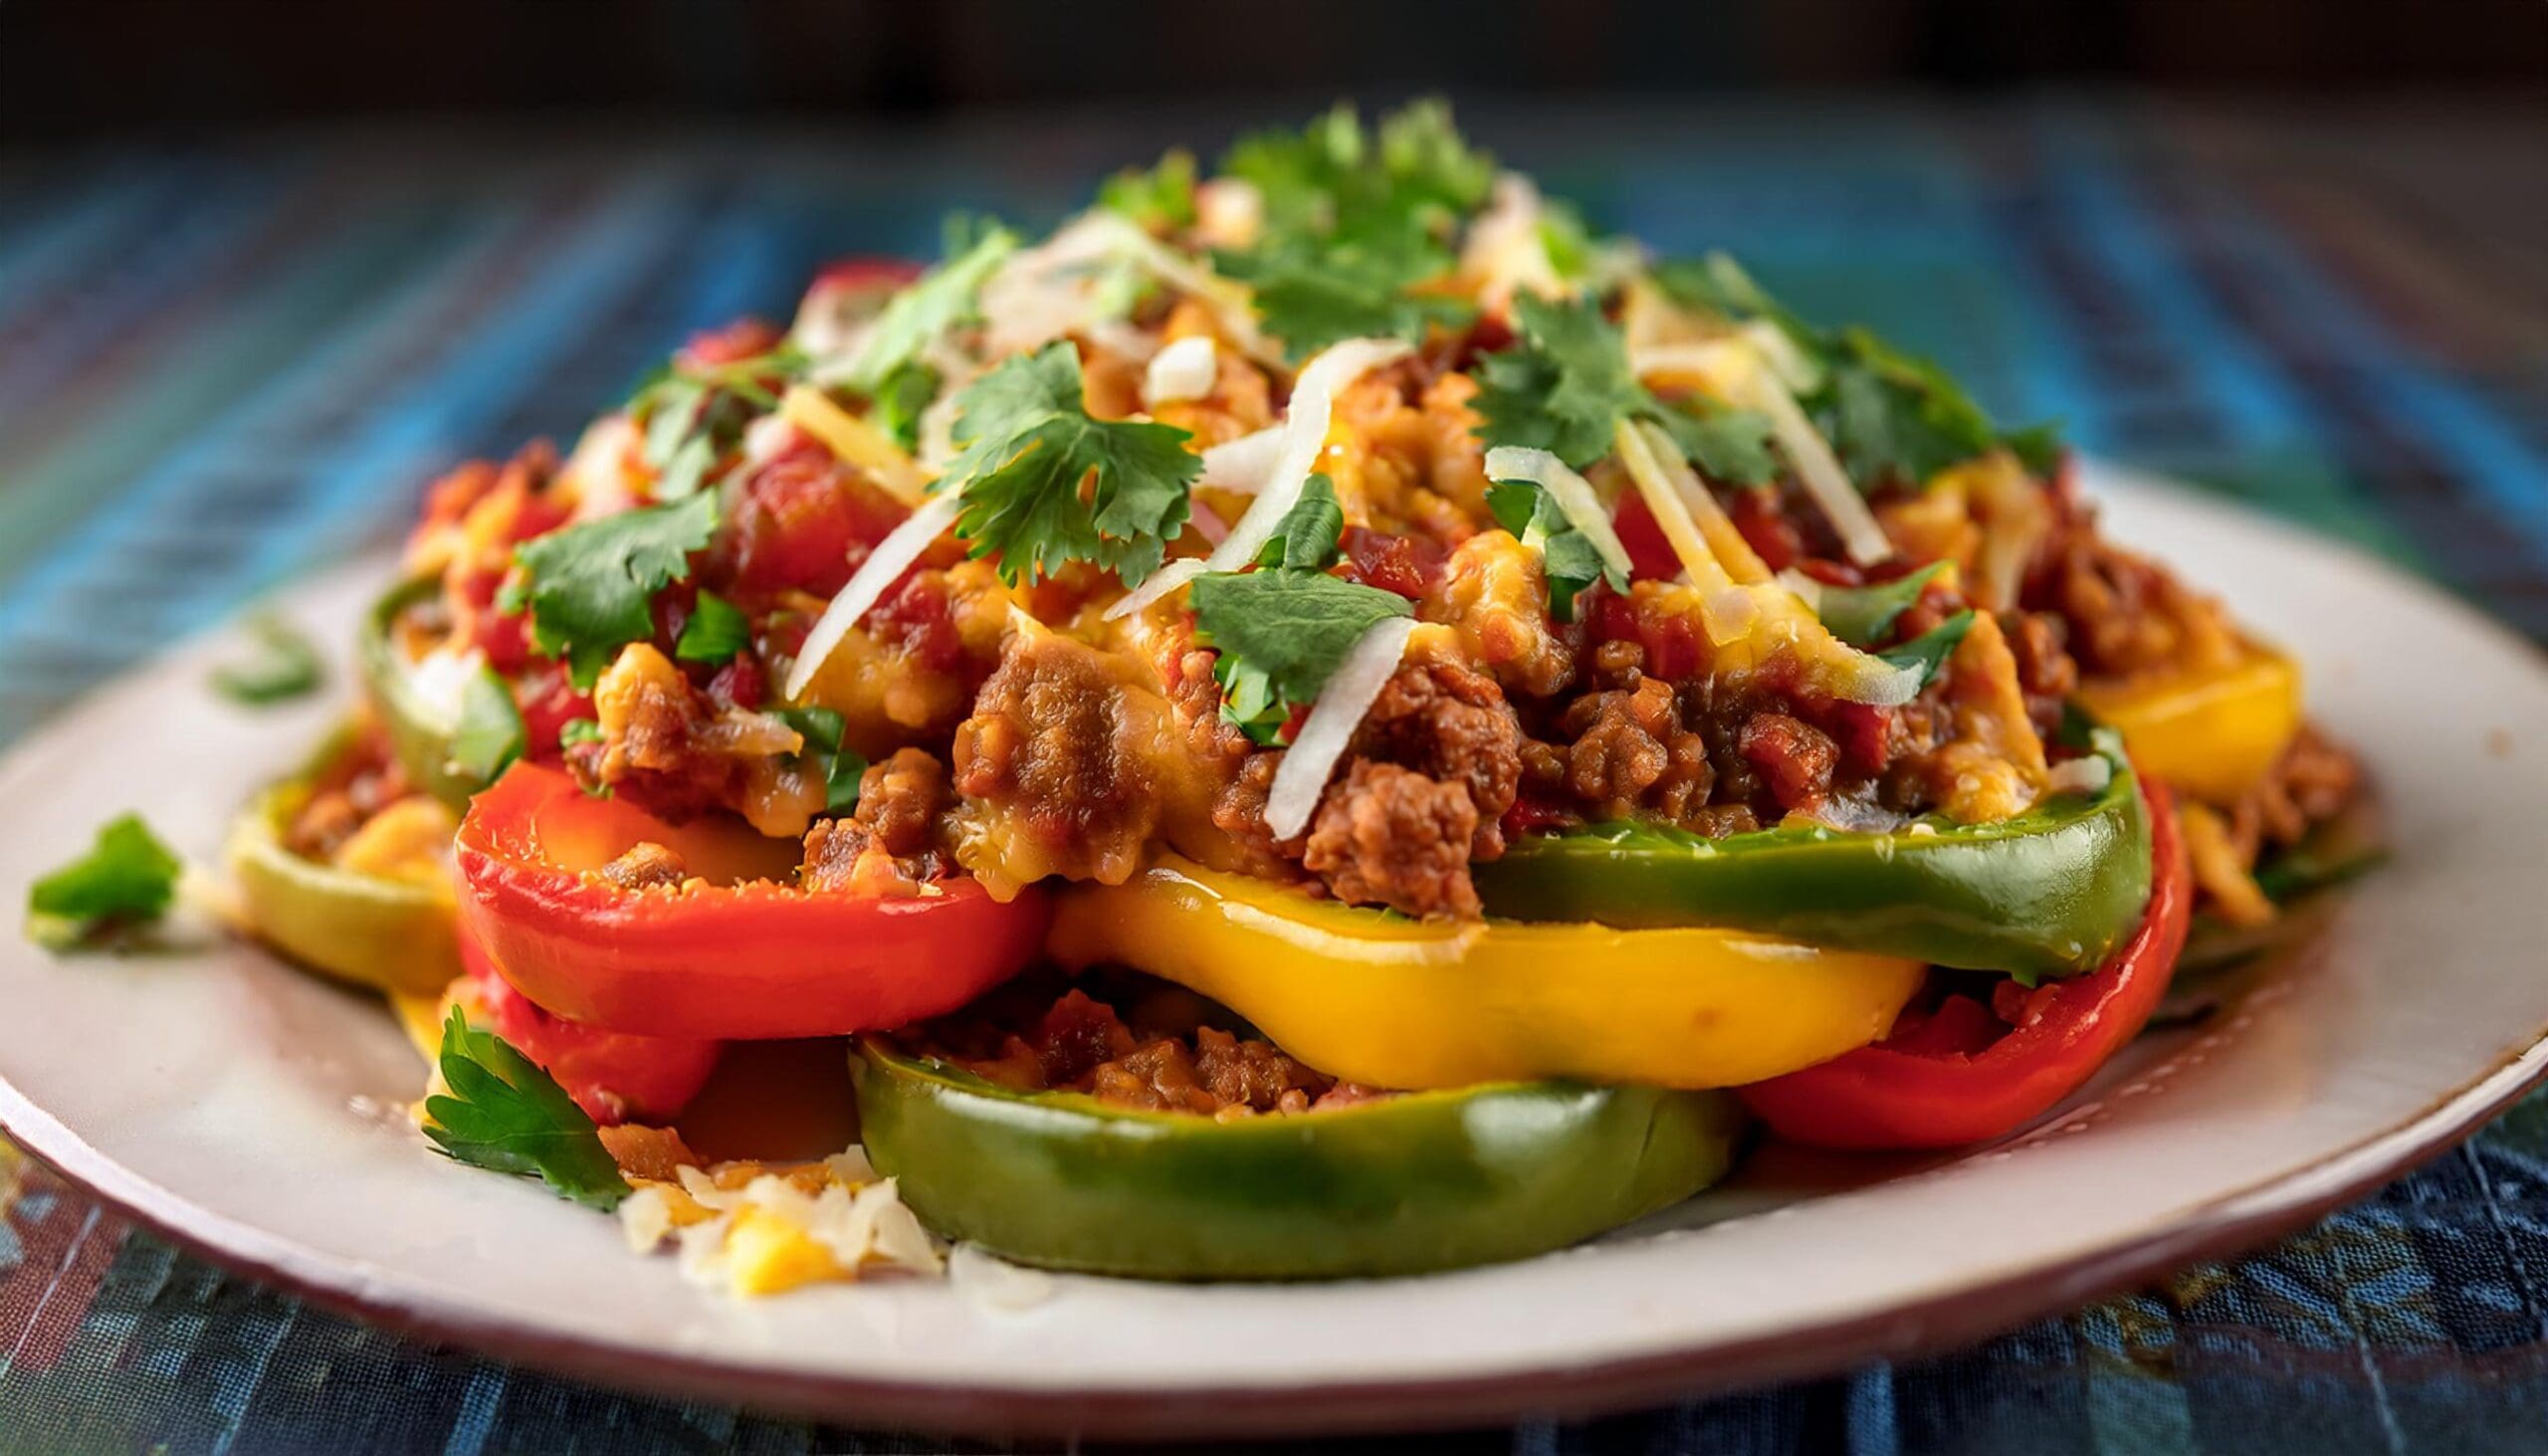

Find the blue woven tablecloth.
[{"left": 3, "top": 101, "right": 2545, "bottom": 1455}]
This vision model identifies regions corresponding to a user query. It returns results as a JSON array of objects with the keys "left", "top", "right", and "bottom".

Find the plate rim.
[{"left": 4, "top": 464, "right": 2546, "bottom": 1439}]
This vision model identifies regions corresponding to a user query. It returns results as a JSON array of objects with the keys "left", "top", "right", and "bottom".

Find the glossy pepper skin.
[
  {"left": 1047, "top": 858, "right": 1925, "bottom": 1091},
  {"left": 853, "top": 1038, "right": 1745, "bottom": 1281},
  {"left": 361, "top": 575, "right": 486, "bottom": 812},
  {"left": 1738, "top": 778, "right": 2191, "bottom": 1149},
  {"left": 2077, "top": 642, "right": 2300, "bottom": 807},
  {"left": 455, "top": 762, "right": 1050, "bottom": 1040},
  {"left": 1472, "top": 725, "right": 2151, "bottom": 980},
  {"left": 224, "top": 722, "right": 461, "bottom": 997}
]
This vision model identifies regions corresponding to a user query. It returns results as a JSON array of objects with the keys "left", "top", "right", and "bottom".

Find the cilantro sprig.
[
  {"left": 209, "top": 613, "right": 323, "bottom": 706},
  {"left": 938, "top": 341, "right": 1200, "bottom": 587},
  {"left": 1472, "top": 294, "right": 1777, "bottom": 484},
  {"left": 1099, "top": 148, "right": 1198, "bottom": 233},
  {"left": 1191, "top": 485, "right": 1410, "bottom": 746},
  {"left": 838, "top": 225, "right": 1018, "bottom": 396},
  {"left": 502, "top": 491, "right": 720, "bottom": 689},
  {"left": 1813, "top": 561, "right": 1952, "bottom": 648},
  {"left": 423, "top": 1007, "right": 630, "bottom": 1212},
  {"left": 1487, "top": 478, "right": 1625, "bottom": 623},
  {"left": 774, "top": 706, "right": 867, "bottom": 814},
  {"left": 673, "top": 589, "right": 749, "bottom": 665},
  {"left": 26, "top": 813, "right": 183, "bottom": 950},
  {"left": 628, "top": 341, "right": 805, "bottom": 502}
]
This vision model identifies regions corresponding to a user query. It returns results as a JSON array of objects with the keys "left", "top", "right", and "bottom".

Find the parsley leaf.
[
  {"left": 505, "top": 491, "right": 720, "bottom": 689},
  {"left": 939, "top": 342, "right": 1200, "bottom": 587},
  {"left": 450, "top": 668, "right": 526, "bottom": 781},
  {"left": 26, "top": 813, "right": 182, "bottom": 949},
  {"left": 1486, "top": 477, "right": 1625, "bottom": 622},
  {"left": 1254, "top": 475, "right": 1346, "bottom": 570},
  {"left": 1191, "top": 569, "right": 1412, "bottom": 746},
  {"left": 423, "top": 1007, "right": 630, "bottom": 1211},
  {"left": 209, "top": 613, "right": 323, "bottom": 706},
  {"left": 774, "top": 707, "right": 866, "bottom": 813},
  {"left": 1875, "top": 608, "right": 1976, "bottom": 689},
  {"left": 673, "top": 589, "right": 748, "bottom": 664},
  {"left": 839, "top": 226, "right": 1018, "bottom": 395},
  {"left": 1099, "top": 148, "right": 1198, "bottom": 232},
  {"left": 1814, "top": 561, "right": 1952, "bottom": 648}
]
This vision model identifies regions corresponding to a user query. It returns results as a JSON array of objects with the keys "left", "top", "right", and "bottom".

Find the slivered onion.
[
  {"left": 1750, "top": 372, "right": 1893, "bottom": 567},
  {"left": 781, "top": 490, "right": 965, "bottom": 701},
  {"left": 1143, "top": 334, "right": 1218, "bottom": 407},
  {"left": 1199, "top": 425, "right": 1285, "bottom": 492},
  {"left": 1107, "top": 336, "right": 1408, "bottom": 621},
  {"left": 1482, "top": 446, "right": 1633, "bottom": 581},
  {"left": 779, "top": 384, "right": 930, "bottom": 506},
  {"left": 1263, "top": 616, "right": 1418, "bottom": 841},
  {"left": 1629, "top": 419, "right": 1769, "bottom": 583},
  {"left": 1612, "top": 419, "right": 1731, "bottom": 592}
]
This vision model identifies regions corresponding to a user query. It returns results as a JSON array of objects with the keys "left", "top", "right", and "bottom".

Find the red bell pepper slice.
[
  {"left": 455, "top": 761, "right": 1049, "bottom": 1041},
  {"left": 1738, "top": 779, "right": 2191, "bottom": 1149},
  {"left": 459, "top": 922, "right": 722, "bottom": 1127}
]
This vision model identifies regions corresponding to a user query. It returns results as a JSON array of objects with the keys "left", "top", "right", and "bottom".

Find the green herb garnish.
[
  {"left": 1191, "top": 569, "right": 1412, "bottom": 747},
  {"left": 673, "top": 589, "right": 749, "bottom": 665},
  {"left": 1473, "top": 293, "right": 1776, "bottom": 484},
  {"left": 503, "top": 491, "right": 720, "bottom": 688},
  {"left": 423, "top": 1007, "right": 630, "bottom": 1211},
  {"left": 1486, "top": 478, "right": 1625, "bottom": 623},
  {"left": 774, "top": 707, "right": 867, "bottom": 814},
  {"left": 26, "top": 813, "right": 182, "bottom": 949},
  {"left": 209, "top": 613, "right": 323, "bottom": 706}
]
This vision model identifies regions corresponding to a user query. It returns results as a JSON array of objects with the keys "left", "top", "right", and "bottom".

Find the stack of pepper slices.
[{"left": 32, "top": 101, "right": 2374, "bottom": 1286}]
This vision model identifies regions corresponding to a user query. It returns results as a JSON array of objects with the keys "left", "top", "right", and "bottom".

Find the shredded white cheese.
[
  {"left": 1263, "top": 615, "right": 1418, "bottom": 841},
  {"left": 1198, "top": 425, "right": 1285, "bottom": 493},
  {"left": 1750, "top": 371, "right": 1893, "bottom": 567},
  {"left": 781, "top": 490, "right": 965, "bottom": 701},
  {"left": 1629, "top": 419, "right": 1772, "bottom": 584},
  {"left": 1143, "top": 334, "right": 1219, "bottom": 408}
]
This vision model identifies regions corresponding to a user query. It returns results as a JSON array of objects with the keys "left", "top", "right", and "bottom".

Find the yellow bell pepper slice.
[
  {"left": 1047, "top": 858, "right": 1926, "bottom": 1091},
  {"left": 2077, "top": 642, "right": 2302, "bottom": 806}
]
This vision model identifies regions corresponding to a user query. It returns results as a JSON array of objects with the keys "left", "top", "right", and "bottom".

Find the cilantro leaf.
[
  {"left": 1099, "top": 148, "right": 1198, "bottom": 232},
  {"left": 1648, "top": 396, "right": 1779, "bottom": 488},
  {"left": 1814, "top": 561, "right": 1951, "bottom": 648},
  {"left": 673, "top": 589, "right": 748, "bottom": 664},
  {"left": 558, "top": 717, "right": 602, "bottom": 747},
  {"left": 1486, "top": 478, "right": 1625, "bottom": 622},
  {"left": 840, "top": 226, "right": 1018, "bottom": 395},
  {"left": 1255, "top": 475, "right": 1345, "bottom": 570},
  {"left": 1875, "top": 608, "right": 1976, "bottom": 690},
  {"left": 423, "top": 1006, "right": 630, "bottom": 1211},
  {"left": 1215, "top": 229, "right": 1472, "bottom": 361},
  {"left": 1190, "top": 568, "right": 1412, "bottom": 745},
  {"left": 1471, "top": 293, "right": 1643, "bottom": 468},
  {"left": 26, "top": 813, "right": 182, "bottom": 949},
  {"left": 506, "top": 491, "right": 720, "bottom": 689},
  {"left": 209, "top": 613, "right": 323, "bottom": 706},
  {"left": 628, "top": 343, "right": 802, "bottom": 502},
  {"left": 868, "top": 360, "right": 940, "bottom": 452},
  {"left": 774, "top": 707, "right": 866, "bottom": 813},
  {"left": 939, "top": 342, "right": 1200, "bottom": 587},
  {"left": 450, "top": 668, "right": 526, "bottom": 781},
  {"left": 1374, "top": 98, "right": 1497, "bottom": 220}
]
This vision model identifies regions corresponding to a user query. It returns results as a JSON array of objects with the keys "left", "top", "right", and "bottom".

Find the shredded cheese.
[
  {"left": 1750, "top": 371, "right": 1893, "bottom": 567},
  {"left": 1263, "top": 615, "right": 1418, "bottom": 840},
  {"left": 1198, "top": 425, "right": 1285, "bottom": 493},
  {"left": 1481, "top": 445, "right": 1633, "bottom": 581},
  {"left": 781, "top": 490, "right": 964, "bottom": 701},
  {"left": 1143, "top": 333, "right": 1219, "bottom": 407},
  {"left": 1630, "top": 419, "right": 1771, "bottom": 583},
  {"left": 777, "top": 384, "right": 930, "bottom": 507}
]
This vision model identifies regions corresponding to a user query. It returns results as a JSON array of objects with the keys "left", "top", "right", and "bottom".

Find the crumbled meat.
[
  {"left": 1347, "top": 659, "right": 1523, "bottom": 859},
  {"left": 1558, "top": 677, "right": 1715, "bottom": 822},
  {"left": 1304, "top": 760, "right": 1482, "bottom": 920},
  {"left": 591, "top": 642, "right": 740, "bottom": 819},
  {"left": 854, "top": 747, "right": 950, "bottom": 858},
  {"left": 599, "top": 840, "right": 691, "bottom": 891},
  {"left": 2228, "top": 727, "right": 2364, "bottom": 857},
  {"left": 799, "top": 749, "right": 954, "bottom": 896},
  {"left": 2005, "top": 609, "right": 2080, "bottom": 741},
  {"left": 1739, "top": 713, "right": 1840, "bottom": 813}
]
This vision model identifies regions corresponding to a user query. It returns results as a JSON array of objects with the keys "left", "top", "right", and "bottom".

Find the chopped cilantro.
[
  {"left": 1191, "top": 568, "right": 1412, "bottom": 747},
  {"left": 1254, "top": 476, "right": 1346, "bottom": 570},
  {"left": 774, "top": 707, "right": 866, "bottom": 813},
  {"left": 628, "top": 342, "right": 803, "bottom": 501},
  {"left": 938, "top": 341, "right": 1200, "bottom": 587},
  {"left": 1099, "top": 148, "right": 1198, "bottom": 232},
  {"left": 26, "top": 813, "right": 182, "bottom": 949},
  {"left": 1486, "top": 477, "right": 1624, "bottom": 622},
  {"left": 450, "top": 668, "right": 526, "bottom": 781},
  {"left": 1814, "top": 561, "right": 1952, "bottom": 648},
  {"left": 1472, "top": 294, "right": 1778, "bottom": 486},
  {"left": 673, "top": 589, "right": 749, "bottom": 665},
  {"left": 867, "top": 360, "right": 940, "bottom": 452},
  {"left": 558, "top": 717, "right": 603, "bottom": 747},
  {"left": 423, "top": 1006, "right": 630, "bottom": 1211},
  {"left": 839, "top": 226, "right": 1018, "bottom": 396},
  {"left": 504, "top": 491, "right": 720, "bottom": 689},
  {"left": 1875, "top": 608, "right": 1977, "bottom": 690},
  {"left": 209, "top": 613, "right": 323, "bottom": 706},
  {"left": 1215, "top": 228, "right": 1473, "bottom": 361}
]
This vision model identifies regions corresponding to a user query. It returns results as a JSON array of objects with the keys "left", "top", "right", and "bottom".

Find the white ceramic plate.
[{"left": 3, "top": 465, "right": 2545, "bottom": 1440}]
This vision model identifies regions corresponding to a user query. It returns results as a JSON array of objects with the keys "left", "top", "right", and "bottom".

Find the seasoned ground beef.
[
  {"left": 1304, "top": 760, "right": 1483, "bottom": 920},
  {"left": 1345, "top": 659, "right": 1523, "bottom": 859},
  {"left": 798, "top": 746, "right": 956, "bottom": 896},
  {"left": 599, "top": 840, "right": 691, "bottom": 891}
]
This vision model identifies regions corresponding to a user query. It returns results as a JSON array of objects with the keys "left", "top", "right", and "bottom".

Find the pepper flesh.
[
  {"left": 1737, "top": 778, "right": 2191, "bottom": 1149},
  {"left": 455, "top": 762, "right": 1048, "bottom": 1040},
  {"left": 361, "top": 575, "right": 489, "bottom": 812},
  {"left": 2076, "top": 642, "right": 2300, "bottom": 806},
  {"left": 853, "top": 1037, "right": 1745, "bottom": 1280},
  {"left": 224, "top": 723, "right": 461, "bottom": 997},
  {"left": 1047, "top": 859, "right": 1925, "bottom": 1090},
  {"left": 1473, "top": 727, "right": 2150, "bottom": 980}
]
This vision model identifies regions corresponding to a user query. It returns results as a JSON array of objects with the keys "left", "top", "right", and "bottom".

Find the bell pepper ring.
[
  {"left": 1046, "top": 858, "right": 1926, "bottom": 1091},
  {"left": 1737, "top": 777, "right": 2192, "bottom": 1149},
  {"left": 224, "top": 721, "right": 462, "bottom": 997},
  {"left": 1474, "top": 724, "right": 2151, "bottom": 980},
  {"left": 853, "top": 1036, "right": 1746, "bottom": 1281},
  {"left": 361, "top": 574, "right": 489, "bottom": 812},
  {"left": 454, "top": 761, "right": 1049, "bottom": 1040},
  {"left": 2076, "top": 641, "right": 2301, "bottom": 806},
  {"left": 458, "top": 920, "right": 721, "bottom": 1126}
]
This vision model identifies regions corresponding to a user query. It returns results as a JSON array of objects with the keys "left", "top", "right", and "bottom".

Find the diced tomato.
[
  {"left": 1730, "top": 485, "right": 1808, "bottom": 573},
  {"left": 869, "top": 570, "right": 966, "bottom": 674},
  {"left": 706, "top": 654, "right": 765, "bottom": 712},
  {"left": 1610, "top": 491, "right": 1683, "bottom": 582},
  {"left": 1340, "top": 527, "right": 1446, "bottom": 601},
  {"left": 677, "top": 318, "right": 784, "bottom": 372},
  {"left": 515, "top": 660, "right": 597, "bottom": 755},
  {"left": 726, "top": 448, "right": 910, "bottom": 598}
]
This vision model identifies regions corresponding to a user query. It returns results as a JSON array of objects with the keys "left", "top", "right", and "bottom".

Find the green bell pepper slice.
[
  {"left": 360, "top": 574, "right": 484, "bottom": 811},
  {"left": 1473, "top": 725, "right": 2150, "bottom": 980},
  {"left": 225, "top": 721, "right": 461, "bottom": 997},
  {"left": 852, "top": 1038, "right": 1745, "bottom": 1281}
]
